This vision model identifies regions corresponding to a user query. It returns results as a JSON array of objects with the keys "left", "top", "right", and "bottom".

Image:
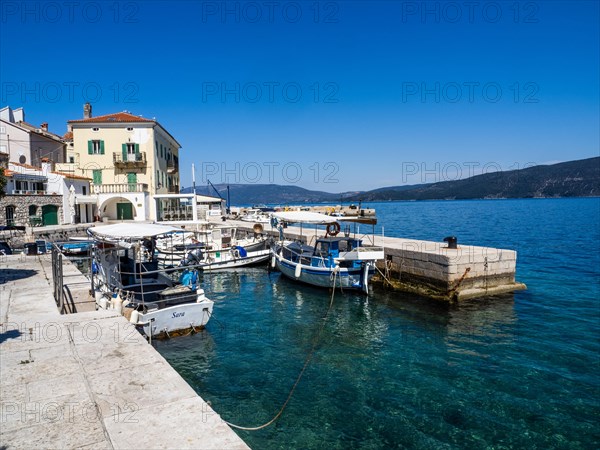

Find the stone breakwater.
[{"left": 230, "top": 220, "right": 526, "bottom": 302}]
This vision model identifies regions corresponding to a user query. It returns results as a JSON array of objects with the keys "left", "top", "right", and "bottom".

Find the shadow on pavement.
[{"left": 0, "top": 269, "right": 38, "bottom": 284}]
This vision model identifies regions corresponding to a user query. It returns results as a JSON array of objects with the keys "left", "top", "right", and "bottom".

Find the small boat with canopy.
[
  {"left": 88, "top": 223, "right": 214, "bottom": 338},
  {"left": 270, "top": 211, "right": 384, "bottom": 294}
]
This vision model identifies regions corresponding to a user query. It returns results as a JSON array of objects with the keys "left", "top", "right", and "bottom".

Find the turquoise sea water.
[{"left": 155, "top": 198, "right": 600, "bottom": 449}]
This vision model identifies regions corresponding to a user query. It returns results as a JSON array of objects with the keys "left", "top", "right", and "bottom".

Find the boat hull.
[
  {"left": 136, "top": 300, "right": 213, "bottom": 336},
  {"left": 275, "top": 254, "right": 375, "bottom": 292},
  {"left": 200, "top": 250, "right": 270, "bottom": 271}
]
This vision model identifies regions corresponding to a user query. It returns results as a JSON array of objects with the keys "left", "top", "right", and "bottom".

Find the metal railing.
[
  {"left": 167, "top": 161, "right": 178, "bottom": 173},
  {"left": 51, "top": 244, "right": 65, "bottom": 314},
  {"left": 113, "top": 152, "right": 147, "bottom": 165},
  {"left": 11, "top": 190, "right": 46, "bottom": 195}
]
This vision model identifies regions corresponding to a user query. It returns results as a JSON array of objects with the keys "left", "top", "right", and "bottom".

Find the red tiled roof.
[
  {"left": 3, "top": 169, "right": 14, "bottom": 176},
  {"left": 63, "top": 131, "right": 73, "bottom": 140},
  {"left": 10, "top": 161, "right": 40, "bottom": 170},
  {"left": 9, "top": 162, "right": 90, "bottom": 181},
  {"left": 68, "top": 112, "right": 155, "bottom": 124},
  {"left": 52, "top": 171, "right": 91, "bottom": 181}
]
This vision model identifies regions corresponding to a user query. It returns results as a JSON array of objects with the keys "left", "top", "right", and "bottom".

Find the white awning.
[
  {"left": 75, "top": 195, "right": 98, "bottom": 204},
  {"left": 89, "top": 223, "right": 183, "bottom": 240}
]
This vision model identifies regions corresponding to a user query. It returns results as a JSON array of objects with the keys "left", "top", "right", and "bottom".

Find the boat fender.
[
  {"left": 326, "top": 223, "right": 341, "bottom": 236},
  {"left": 112, "top": 292, "right": 123, "bottom": 315},
  {"left": 129, "top": 309, "right": 139, "bottom": 325},
  {"left": 197, "top": 288, "right": 206, "bottom": 302},
  {"left": 96, "top": 292, "right": 107, "bottom": 310},
  {"left": 295, "top": 264, "right": 302, "bottom": 278},
  {"left": 271, "top": 255, "right": 276, "bottom": 268}
]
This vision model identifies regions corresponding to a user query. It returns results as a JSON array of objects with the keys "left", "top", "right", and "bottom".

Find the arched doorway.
[
  {"left": 99, "top": 197, "right": 138, "bottom": 221},
  {"left": 42, "top": 205, "right": 59, "bottom": 225}
]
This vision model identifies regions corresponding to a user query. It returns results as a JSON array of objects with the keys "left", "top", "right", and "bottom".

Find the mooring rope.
[
  {"left": 375, "top": 264, "right": 393, "bottom": 287},
  {"left": 224, "top": 269, "right": 338, "bottom": 431}
]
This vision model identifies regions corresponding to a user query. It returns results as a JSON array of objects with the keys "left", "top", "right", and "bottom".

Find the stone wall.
[
  {"left": 375, "top": 241, "right": 525, "bottom": 302},
  {"left": 0, "top": 194, "right": 63, "bottom": 226}
]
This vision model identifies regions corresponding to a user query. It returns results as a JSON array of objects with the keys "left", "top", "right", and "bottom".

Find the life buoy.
[
  {"left": 231, "top": 248, "right": 240, "bottom": 259},
  {"left": 326, "top": 223, "right": 340, "bottom": 236}
]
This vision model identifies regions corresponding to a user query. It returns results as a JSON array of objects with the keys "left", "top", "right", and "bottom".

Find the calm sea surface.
[{"left": 155, "top": 198, "right": 600, "bottom": 449}]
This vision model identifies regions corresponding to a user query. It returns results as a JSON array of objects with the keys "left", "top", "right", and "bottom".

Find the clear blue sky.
[{"left": 1, "top": 1, "right": 598, "bottom": 191}]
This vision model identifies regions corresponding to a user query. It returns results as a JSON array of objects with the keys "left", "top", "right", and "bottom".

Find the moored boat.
[
  {"left": 270, "top": 211, "right": 384, "bottom": 294},
  {"left": 156, "top": 223, "right": 270, "bottom": 270},
  {"left": 88, "top": 223, "right": 214, "bottom": 338}
]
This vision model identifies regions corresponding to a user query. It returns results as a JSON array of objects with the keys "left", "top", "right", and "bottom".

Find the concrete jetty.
[
  {"left": 229, "top": 220, "right": 526, "bottom": 302},
  {"left": 0, "top": 254, "right": 249, "bottom": 449}
]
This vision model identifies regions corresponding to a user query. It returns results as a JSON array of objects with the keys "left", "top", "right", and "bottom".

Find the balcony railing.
[
  {"left": 167, "top": 160, "right": 178, "bottom": 173},
  {"left": 11, "top": 190, "right": 47, "bottom": 195},
  {"left": 113, "top": 152, "right": 147, "bottom": 167},
  {"left": 93, "top": 183, "right": 148, "bottom": 194}
]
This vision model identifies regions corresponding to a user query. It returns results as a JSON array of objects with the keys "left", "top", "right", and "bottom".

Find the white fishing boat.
[
  {"left": 240, "top": 208, "right": 271, "bottom": 223},
  {"left": 89, "top": 223, "right": 214, "bottom": 338},
  {"left": 179, "top": 243, "right": 271, "bottom": 271},
  {"left": 155, "top": 223, "right": 270, "bottom": 270},
  {"left": 270, "top": 211, "right": 384, "bottom": 294}
]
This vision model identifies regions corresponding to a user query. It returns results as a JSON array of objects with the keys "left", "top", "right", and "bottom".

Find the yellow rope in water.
[{"left": 224, "top": 270, "right": 338, "bottom": 431}]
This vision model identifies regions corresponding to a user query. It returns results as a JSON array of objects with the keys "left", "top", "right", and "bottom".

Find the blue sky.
[{"left": 1, "top": 1, "right": 598, "bottom": 191}]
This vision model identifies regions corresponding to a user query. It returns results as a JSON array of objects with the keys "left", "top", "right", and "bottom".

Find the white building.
[
  {"left": 0, "top": 106, "right": 66, "bottom": 166},
  {"left": 6, "top": 161, "right": 93, "bottom": 225}
]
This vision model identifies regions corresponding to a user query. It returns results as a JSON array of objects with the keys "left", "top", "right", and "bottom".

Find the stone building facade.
[{"left": 0, "top": 194, "right": 62, "bottom": 227}]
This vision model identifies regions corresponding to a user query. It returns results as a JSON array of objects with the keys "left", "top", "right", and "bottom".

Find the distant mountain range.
[{"left": 182, "top": 157, "right": 600, "bottom": 205}]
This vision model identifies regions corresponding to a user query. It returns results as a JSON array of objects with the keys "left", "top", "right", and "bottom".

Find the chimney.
[
  {"left": 41, "top": 158, "right": 55, "bottom": 174},
  {"left": 84, "top": 102, "right": 92, "bottom": 119},
  {"left": 40, "top": 123, "right": 48, "bottom": 132}
]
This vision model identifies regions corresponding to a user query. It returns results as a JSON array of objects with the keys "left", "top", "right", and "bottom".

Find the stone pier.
[
  {"left": 0, "top": 254, "right": 250, "bottom": 449},
  {"left": 228, "top": 219, "right": 526, "bottom": 302}
]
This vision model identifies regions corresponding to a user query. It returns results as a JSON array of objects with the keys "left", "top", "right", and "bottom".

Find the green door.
[
  {"left": 116, "top": 202, "right": 134, "bottom": 220},
  {"left": 42, "top": 205, "right": 59, "bottom": 226},
  {"left": 127, "top": 173, "right": 137, "bottom": 192}
]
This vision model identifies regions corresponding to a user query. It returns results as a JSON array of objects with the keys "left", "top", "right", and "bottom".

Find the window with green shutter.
[
  {"left": 89, "top": 140, "right": 102, "bottom": 154},
  {"left": 122, "top": 143, "right": 127, "bottom": 161},
  {"left": 93, "top": 170, "right": 102, "bottom": 185}
]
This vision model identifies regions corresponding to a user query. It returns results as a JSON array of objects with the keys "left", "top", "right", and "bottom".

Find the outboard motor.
[{"left": 180, "top": 248, "right": 203, "bottom": 266}]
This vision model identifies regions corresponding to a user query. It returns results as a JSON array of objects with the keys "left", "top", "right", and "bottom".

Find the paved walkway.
[{"left": 0, "top": 254, "right": 249, "bottom": 449}]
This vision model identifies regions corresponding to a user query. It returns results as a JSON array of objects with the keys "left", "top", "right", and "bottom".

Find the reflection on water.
[
  {"left": 157, "top": 268, "right": 598, "bottom": 449},
  {"left": 156, "top": 199, "right": 600, "bottom": 449}
]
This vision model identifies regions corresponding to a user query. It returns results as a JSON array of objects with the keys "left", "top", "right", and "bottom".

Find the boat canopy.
[
  {"left": 89, "top": 223, "right": 183, "bottom": 240},
  {"left": 273, "top": 211, "right": 336, "bottom": 224},
  {"left": 273, "top": 211, "right": 377, "bottom": 225}
]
